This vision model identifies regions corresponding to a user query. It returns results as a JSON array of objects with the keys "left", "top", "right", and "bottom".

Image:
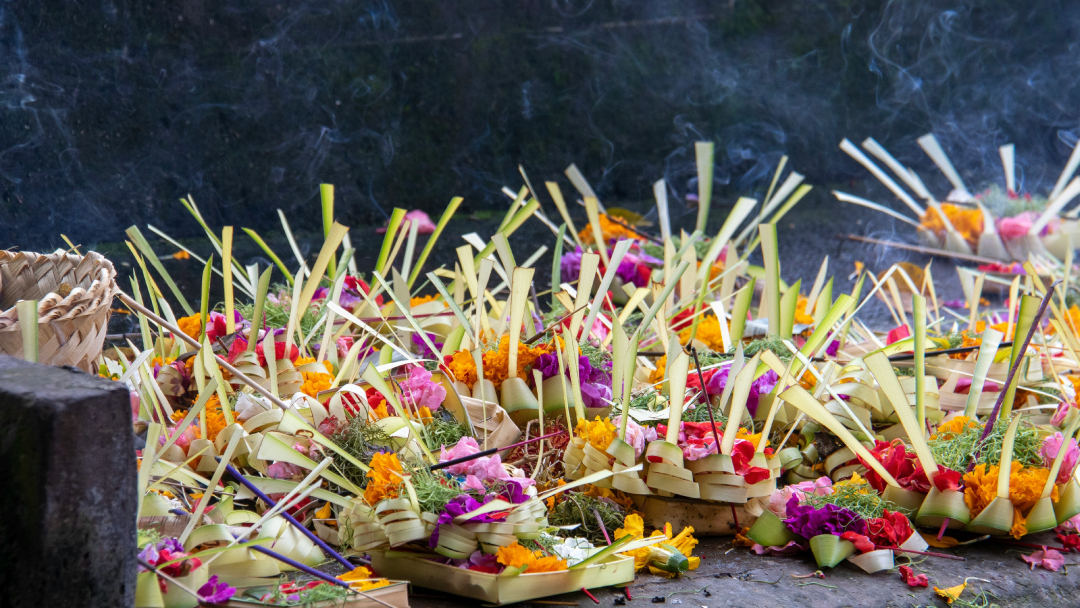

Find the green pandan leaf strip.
[
  {"left": 1000, "top": 294, "right": 1041, "bottom": 418},
  {"left": 729, "top": 278, "right": 756, "bottom": 346}
]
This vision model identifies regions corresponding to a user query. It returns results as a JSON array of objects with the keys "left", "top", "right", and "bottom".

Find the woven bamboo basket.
[{"left": 0, "top": 250, "right": 119, "bottom": 372}]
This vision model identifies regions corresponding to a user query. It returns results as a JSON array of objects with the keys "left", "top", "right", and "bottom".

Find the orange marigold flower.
[
  {"left": 480, "top": 336, "right": 557, "bottom": 391},
  {"left": 409, "top": 294, "right": 446, "bottom": 307},
  {"left": 577, "top": 215, "right": 640, "bottom": 246},
  {"left": 527, "top": 555, "right": 568, "bottom": 573},
  {"left": 364, "top": 452, "right": 404, "bottom": 506},
  {"left": 794, "top": 296, "right": 815, "bottom": 325},
  {"left": 920, "top": 204, "right": 983, "bottom": 249},
  {"left": 648, "top": 355, "right": 667, "bottom": 385},
  {"left": 176, "top": 314, "right": 203, "bottom": 340},
  {"left": 495, "top": 543, "right": 535, "bottom": 569},
  {"left": 445, "top": 349, "right": 478, "bottom": 387}
]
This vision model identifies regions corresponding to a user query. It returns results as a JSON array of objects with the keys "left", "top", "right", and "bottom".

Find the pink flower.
[
  {"left": 267, "top": 462, "right": 305, "bottom": 479},
  {"left": 377, "top": 210, "right": 436, "bottom": 234},
  {"left": 1052, "top": 402, "right": 1076, "bottom": 427},
  {"left": 997, "top": 212, "right": 1035, "bottom": 241},
  {"left": 438, "top": 437, "right": 533, "bottom": 488},
  {"left": 752, "top": 540, "right": 804, "bottom": 555},
  {"left": 767, "top": 477, "right": 833, "bottom": 518},
  {"left": 1042, "top": 432, "right": 1080, "bottom": 484},
  {"left": 1022, "top": 547, "right": 1065, "bottom": 571},
  {"left": 613, "top": 416, "right": 657, "bottom": 458},
  {"left": 399, "top": 365, "right": 446, "bottom": 411}
]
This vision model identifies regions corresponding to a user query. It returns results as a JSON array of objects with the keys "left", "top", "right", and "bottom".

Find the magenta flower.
[
  {"left": 1022, "top": 547, "right": 1065, "bottom": 571},
  {"left": 784, "top": 496, "right": 865, "bottom": 538},
  {"left": 399, "top": 364, "right": 446, "bottom": 411},
  {"left": 198, "top": 575, "right": 236, "bottom": 603}
]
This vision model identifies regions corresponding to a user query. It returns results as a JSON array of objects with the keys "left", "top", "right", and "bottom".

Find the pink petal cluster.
[
  {"left": 997, "top": 211, "right": 1037, "bottom": 241},
  {"left": 377, "top": 210, "right": 437, "bottom": 234},
  {"left": 767, "top": 477, "right": 833, "bottom": 519},
  {"left": 612, "top": 416, "right": 658, "bottom": 458},
  {"left": 438, "top": 437, "right": 535, "bottom": 491},
  {"left": 400, "top": 365, "right": 446, "bottom": 411},
  {"left": 1022, "top": 547, "right": 1065, "bottom": 571},
  {"left": 1042, "top": 431, "right": 1080, "bottom": 484}
]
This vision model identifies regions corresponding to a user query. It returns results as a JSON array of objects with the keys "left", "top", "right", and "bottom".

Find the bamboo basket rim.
[{"left": 0, "top": 249, "right": 118, "bottom": 329}]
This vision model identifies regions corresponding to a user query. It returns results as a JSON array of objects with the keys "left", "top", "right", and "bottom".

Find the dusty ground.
[{"left": 407, "top": 532, "right": 1078, "bottom": 608}]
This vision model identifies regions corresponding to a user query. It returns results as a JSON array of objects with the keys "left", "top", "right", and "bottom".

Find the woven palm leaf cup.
[{"left": 0, "top": 250, "right": 119, "bottom": 372}]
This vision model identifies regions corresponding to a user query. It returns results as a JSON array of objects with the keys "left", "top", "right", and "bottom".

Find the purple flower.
[
  {"left": 942, "top": 299, "right": 966, "bottom": 309},
  {"left": 581, "top": 381, "right": 613, "bottom": 409},
  {"left": 198, "top": 575, "right": 236, "bottom": 603},
  {"left": 783, "top": 496, "right": 866, "bottom": 539},
  {"left": 560, "top": 248, "right": 583, "bottom": 283},
  {"left": 826, "top": 340, "right": 840, "bottom": 357},
  {"left": 411, "top": 332, "right": 444, "bottom": 360}
]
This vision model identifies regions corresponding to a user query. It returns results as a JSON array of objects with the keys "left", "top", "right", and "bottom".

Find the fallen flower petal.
[
  {"left": 898, "top": 565, "right": 929, "bottom": 588},
  {"left": 1022, "top": 547, "right": 1065, "bottom": 571}
]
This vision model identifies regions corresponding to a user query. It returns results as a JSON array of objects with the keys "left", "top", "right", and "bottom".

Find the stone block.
[{"left": 0, "top": 356, "right": 135, "bottom": 608}]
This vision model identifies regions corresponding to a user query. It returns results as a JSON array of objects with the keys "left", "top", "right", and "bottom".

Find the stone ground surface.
[{"left": 404, "top": 532, "right": 1080, "bottom": 608}]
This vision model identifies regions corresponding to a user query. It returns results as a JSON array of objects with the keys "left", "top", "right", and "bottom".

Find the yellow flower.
[
  {"left": 794, "top": 296, "right": 814, "bottom": 325},
  {"left": 934, "top": 416, "right": 977, "bottom": 438},
  {"left": 833, "top": 471, "right": 871, "bottom": 494},
  {"left": 615, "top": 514, "right": 700, "bottom": 576},
  {"left": 171, "top": 250, "right": 191, "bottom": 260},
  {"left": 735, "top": 428, "right": 763, "bottom": 450},
  {"left": 364, "top": 452, "right": 404, "bottom": 506},
  {"left": 496, "top": 543, "right": 535, "bottom": 569},
  {"left": 339, "top": 566, "right": 391, "bottom": 591},
  {"left": 648, "top": 355, "right": 667, "bottom": 385},
  {"left": 574, "top": 416, "right": 617, "bottom": 452},
  {"left": 315, "top": 502, "right": 333, "bottom": 520},
  {"left": 176, "top": 314, "right": 203, "bottom": 340},
  {"left": 934, "top": 580, "right": 968, "bottom": 604},
  {"left": 678, "top": 315, "right": 728, "bottom": 352}
]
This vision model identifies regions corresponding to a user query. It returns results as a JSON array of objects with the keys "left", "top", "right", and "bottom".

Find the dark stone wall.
[{"left": 1, "top": 0, "right": 1078, "bottom": 250}]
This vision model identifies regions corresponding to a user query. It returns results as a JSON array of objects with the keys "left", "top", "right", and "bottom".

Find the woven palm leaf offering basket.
[
  {"left": 0, "top": 249, "right": 119, "bottom": 372},
  {"left": 835, "top": 133, "right": 1080, "bottom": 266}
]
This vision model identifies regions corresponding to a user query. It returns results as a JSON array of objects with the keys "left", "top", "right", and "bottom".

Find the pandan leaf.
[
  {"left": 999, "top": 294, "right": 1040, "bottom": 418},
  {"left": 729, "top": 278, "right": 756, "bottom": 346},
  {"left": 571, "top": 534, "right": 636, "bottom": 570},
  {"left": 126, "top": 225, "right": 194, "bottom": 315},
  {"left": 864, "top": 352, "right": 939, "bottom": 481},
  {"left": 809, "top": 534, "right": 855, "bottom": 569},
  {"left": 551, "top": 223, "right": 567, "bottom": 306},
  {"left": 779, "top": 278, "right": 801, "bottom": 340},
  {"left": 721, "top": 354, "right": 762, "bottom": 455},
  {"left": 759, "top": 223, "right": 781, "bottom": 336},
  {"left": 16, "top": 300, "right": 38, "bottom": 363},
  {"left": 376, "top": 208, "right": 406, "bottom": 274},
  {"left": 964, "top": 328, "right": 1004, "bottom": 418},
  {"left": 746, "top": 510, "right": 798, "bottom": 548},
  {"left": 913, "top": 294, "right": 927, "bottom": 428},
  {"left": 695, "top": 141, "right": 715, "bottom": 231}
]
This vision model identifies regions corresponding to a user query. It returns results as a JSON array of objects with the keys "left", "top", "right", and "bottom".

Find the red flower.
[
  {"left": 345, "top": 276, "right": 383, "bottom": 307},
  {"left": 932, "top": 468, "right": 962, "bottom": 492},
  {"left": 859, "top": 439, "right": 930, "bottom": 493},
  {"left": 840, "top": 531, "right": 875, "bottom": 553},
  {"left": 865, "top": 510, "right": 913, "bottom": 548},
  {"left": 254, "top": 341, "right": 300, "bottom": 367},
  {"left": 899, "top": 565, "right": 929, "bottom": 587},
  {"left": 886, "top": 324, "right": 911, "bottom": 346},
  {"left": 670, "top": 304, "right": 706, "bottom": 333},
  {"left": 1057, "top": 532, "right": 1080, "bottom": 552}
]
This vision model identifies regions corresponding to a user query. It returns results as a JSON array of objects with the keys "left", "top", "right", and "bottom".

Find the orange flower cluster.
[
  {"left": 577, "top": 214, "right": 640, "bottom": 246},
  {"left": 176, "top": 314, "right": 203, "bottom": 340},
  {"left": 364, "top": 452, "right": 404, "bottom": 506},
  {"left": 1050, "top": 305, "right": 1080, "bottom": 338},
  {"left": 495, "top": 542, "right": 568, "bottom": 573},
  {"left": 963, "top": 461, "right": 1058, "bottom": 539},
  {"left": 794, "top": 296, "right": 815, "bottom": 325},
  {"left": 931, "top": 416, "right": 979, "bottom": 440},
  {"left": 168, "top": 394, "right": 229, "bottom": 443},
  {"left": 920, "top": 204, "right": 984, "bottom": 249},
  {"left": 295, "top": 357, "right": 335, "bottom": 399},
  {"left": 447, "top": 336, "right": 560, "bottom": 391}
]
